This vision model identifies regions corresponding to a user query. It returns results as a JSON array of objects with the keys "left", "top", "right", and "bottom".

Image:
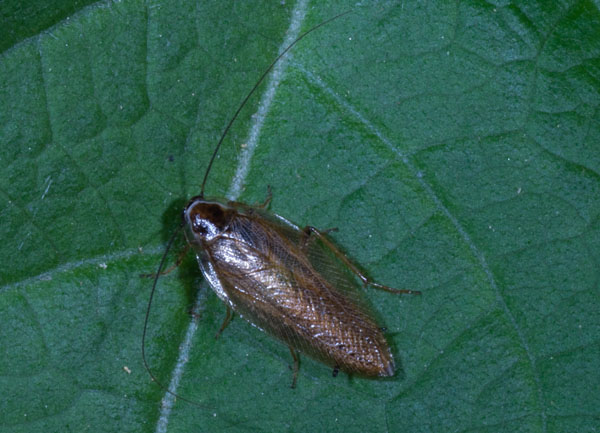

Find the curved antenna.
[
  {"left": 141, "top": 225, "right": 207, "bottom": 408},
  {"left": 199, "top": 10, "right": 352, "bottom": 197}
]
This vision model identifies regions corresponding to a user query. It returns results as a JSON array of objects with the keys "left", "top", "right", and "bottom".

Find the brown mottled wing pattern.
[{"left": 204, "top": 208, "right": 394, "bottom": 376}]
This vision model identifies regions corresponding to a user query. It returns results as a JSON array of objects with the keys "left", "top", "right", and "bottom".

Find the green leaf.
[{"left": 1, "top": 0, "right": 599, "bottom": 432}]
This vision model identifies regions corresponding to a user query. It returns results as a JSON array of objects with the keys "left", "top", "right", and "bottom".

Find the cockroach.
[{"left": 142, "top": 11, "right": 420, "bottom": 400}]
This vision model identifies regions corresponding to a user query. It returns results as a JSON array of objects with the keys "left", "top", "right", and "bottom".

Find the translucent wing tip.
[{"left": 383, "top": 360, "right": 395, "bottom": 377}]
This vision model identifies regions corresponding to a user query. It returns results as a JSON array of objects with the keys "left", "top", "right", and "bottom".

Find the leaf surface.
[{"left": 1, "top": 1, "right": 599, "bottom": 432}]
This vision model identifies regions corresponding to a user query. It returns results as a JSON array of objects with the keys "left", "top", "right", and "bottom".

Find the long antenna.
[
  {"left": 199, "top": 10, "right": 352, "bottom": 197},
  {"left": 141, "top": 224, "right": 208, "bottom": 408}
]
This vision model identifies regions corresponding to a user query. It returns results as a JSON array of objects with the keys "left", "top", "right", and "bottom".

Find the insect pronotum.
[{"left": 142, "top": 10, "right": 420, "bottom": 403}]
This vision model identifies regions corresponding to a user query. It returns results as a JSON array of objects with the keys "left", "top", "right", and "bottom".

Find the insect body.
[{"left": 183, "top": 197, "right": 399, "bottom": 379}]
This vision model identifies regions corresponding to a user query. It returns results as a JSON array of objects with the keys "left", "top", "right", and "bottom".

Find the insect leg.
[
  {"left": 139, "top": 244, "right": 191, "bottom": 278},
  {"left": 288, "top": 346, "right": 300, "bottom": 389},
  {"left": 302, "top": 226, "right": 421, "bottom": 295},
  {"left": 214, "top": 306, "right": 233, "bottom": 340},
  {"left": 300, "top": 226, "right": 338, "bottom": 250},
  {"left": 257, "top": 185, "right": 273, "bottom": 209}
]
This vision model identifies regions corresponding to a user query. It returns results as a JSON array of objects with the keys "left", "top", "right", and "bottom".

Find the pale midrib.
[{"left": 154, "top": 2, "right": 310, "bottom": 432}]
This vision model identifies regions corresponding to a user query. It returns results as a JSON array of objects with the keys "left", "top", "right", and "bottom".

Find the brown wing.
[
  {"left": 205, "top": 209, "right": 394, "bottom": 376},
  {"left": 234, "top": 203, "right": 383, "bottom": 313}
]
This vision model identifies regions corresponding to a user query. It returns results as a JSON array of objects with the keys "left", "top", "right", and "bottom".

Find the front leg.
[
  {"left": 214, "top": 307, "right": 233, "bottom": 339},
  {"left": 255, "top": 185, "right": 272, "bottom": 209}
]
